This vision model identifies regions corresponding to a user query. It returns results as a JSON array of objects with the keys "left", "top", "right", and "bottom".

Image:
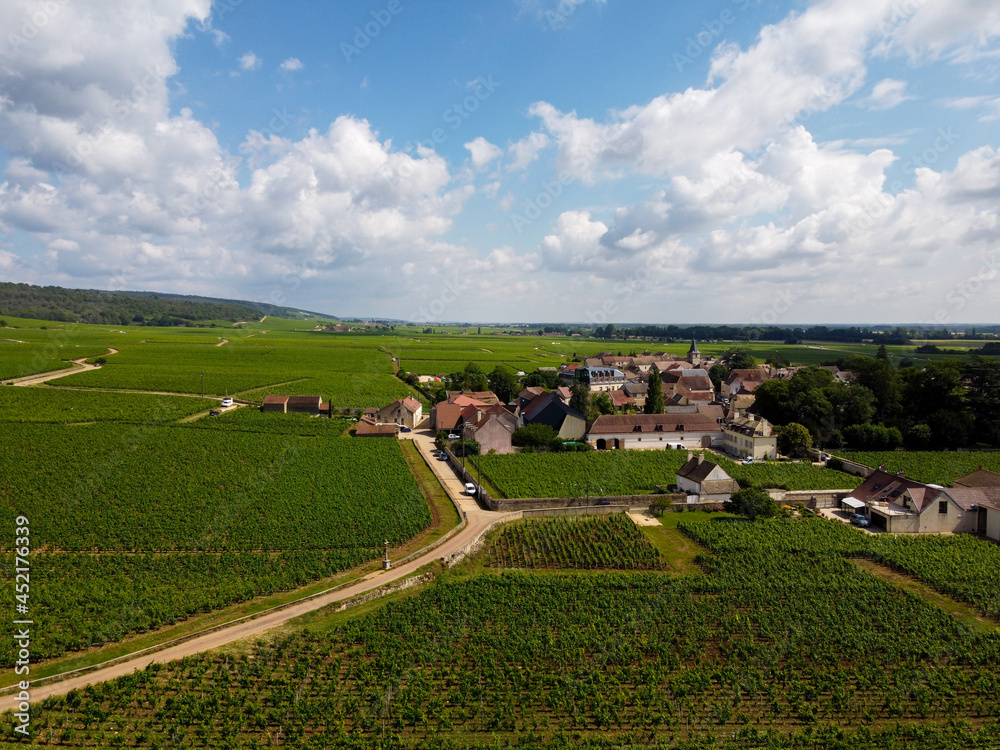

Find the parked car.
[
  {"left": 447, "top": 433, "right": 460, "bottom": 440},
  {"left": 849, "top": 513, "right": 870, "bottom": 528},
  {"left": 741, "top": 456, "right": 754, "bottom": 465},
  {"left": 465, "top": 482, "right": 477, "bottom": 495},
  {"left": 221, "top": 397, "right": 234, "bottom": 407},
  {"left": 209, "top": 410, "right": 221, "bottom": 416},
  {"left": 400, "top": 426, "right": 411, "bottom": 433}
]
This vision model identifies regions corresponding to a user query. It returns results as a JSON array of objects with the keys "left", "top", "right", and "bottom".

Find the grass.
[{"left": 640, "top": 510, "right": 735, "bottom": 574}]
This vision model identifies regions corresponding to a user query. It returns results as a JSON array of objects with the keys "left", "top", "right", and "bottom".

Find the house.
[
  {"left": 622, "top": 380, "right": 648, "bottom": 407},
  {"left": 722, "top": 414, "right": 777, "bottom": 461},
  {"left": 446, "top": 390, "right": 500, "bottom": 405},
  {"left": 462, "top": 407, "right": 518, "bottom": 454},
  {"left": 377, "top": 396, "right": 423, "bottom": 429},
  {"left": 586, "top": 413, "right": 723, "bottom": 451},
  {"left": 953, "top": 469, "right": 1000, "bottom": 539},
  {"left": 575, "top": 366, "right": 627, "bottom": 393},
  {"left": 515, "top": 387, "right": 547, "bottom": 413},
  {"left": 608, "top": 388, "right": 635, "bottom": 411},
  {"left": 676, "top": 453, "right": 740, "bottom": 502},
  {"left": 846, "top": 469, "right": 986, "bottom": 534},
  {"left": 430, "top": 402, "right": 464, "bottom": 432},
  {"left": 661, "top": 368, "right": 715, "bottom": 403},
  {"left": 521, "top": 392, "right": 587, "bottom": 440},
  {"left": 722, "top": 368, "right": 770, "bottom": 398},
  {"left": 356, "top": 417, "right": 399, "bottom": 437}
]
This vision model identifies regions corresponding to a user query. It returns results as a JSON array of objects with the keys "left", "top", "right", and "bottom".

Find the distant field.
[
  {"left": 835, "top": 451, "right": 1000, "bottom": 485},
  {"left": 476, "top": 450, "right": 859, "bottom": 498}
]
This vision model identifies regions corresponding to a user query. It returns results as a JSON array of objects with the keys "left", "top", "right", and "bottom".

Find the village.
[{"left": 257, "top": 339, "right": 1000, "bottom": 543}]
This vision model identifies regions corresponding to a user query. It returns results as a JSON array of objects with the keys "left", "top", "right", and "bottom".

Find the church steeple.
[{"left": 686, "top": 338, "right": 701, "bottom": 365}]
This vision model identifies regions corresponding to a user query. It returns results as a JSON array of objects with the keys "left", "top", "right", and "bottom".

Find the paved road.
[{"left": 26, "top": 423, "right": 511, "bottom": 703}]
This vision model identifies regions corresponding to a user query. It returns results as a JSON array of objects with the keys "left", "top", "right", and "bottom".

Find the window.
[{"left": 938, "top": 501, "right": 948, "bottom": 514}]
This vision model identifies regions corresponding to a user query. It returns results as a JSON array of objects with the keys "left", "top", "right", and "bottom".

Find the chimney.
[
  {"left": 687, "top": 451, "right": 693, "bottom": 463},
  {"left": 697, "top": 453, "right": 704, "bottom": 464}
]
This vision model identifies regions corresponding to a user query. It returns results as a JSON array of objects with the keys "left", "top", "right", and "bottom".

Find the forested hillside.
[{"left": 0, "top": 282, "right": 331, "bottom": 326}]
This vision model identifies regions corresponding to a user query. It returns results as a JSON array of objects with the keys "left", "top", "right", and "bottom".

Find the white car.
[
  {"left": 221, "top": 397, "right": 234, "bottom": 407},
  {"left": 741, "top": 456, "right": 753, "bottom": 464},
  {"left": 465, "top": 482, "right": 477, "bottom": 495},
  {"left": 447, "top": 433, "right": 461, "bottom": 440}
]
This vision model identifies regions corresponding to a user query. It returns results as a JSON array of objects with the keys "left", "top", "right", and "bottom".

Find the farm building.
[
  {"left": 586, "top": 413, "right": 723, "bottom": 451},
  {"left": 356, "top": 418, "right": 399, "bottom": 437},
  {"left": 261, "top": 395, "right": 326, "bottom": 415},
  {"left": 676, "top": 453, "right": 740, "bottom": 502}
]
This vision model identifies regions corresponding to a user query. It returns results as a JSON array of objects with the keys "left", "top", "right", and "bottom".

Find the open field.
[{"left": 13, "top": 516, "right": 1000, "bottom": 749}]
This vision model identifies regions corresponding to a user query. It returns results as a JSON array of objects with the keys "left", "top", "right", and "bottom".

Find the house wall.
[
  {"left": 261, "top": 402, "right": 287, "bottom": 413},
  {"left": 722, "top": 430, "right": 777, "bottom": 460},
  {"left": 588, "top": 431, "right": 723, "bottom": 451},
  {"left": 557, "top": 414, "right": 587, "bottom": 440},
  {"left": 987, "top": 506, "right": 1000, "bottom": 541},
  {"left": 474, "top": 419, "right": 514, "bottom": 455},
  {"left": 917, "top": 500, "right": 977, "bottom": 534}
]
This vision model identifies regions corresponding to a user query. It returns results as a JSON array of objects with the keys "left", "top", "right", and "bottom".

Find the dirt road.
[
  {"left": 26, "top": 425, "right": 511, "bottom": 703},
  {"left": 2, "top": 348, "right": 119, "bottom": 387}
]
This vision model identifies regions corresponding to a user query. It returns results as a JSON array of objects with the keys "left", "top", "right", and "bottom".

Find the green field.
[
  {"left": 0, "top": 388, "right": 214, "bottom": 423},
  {"left": 483, "top": 514, "right": 664, "bottom": 570},
  {"left": 476, "top": 450, "right": 861, "bottom": 498},
  {"left": 16, "top": 517, "right": 1000, "bottom": 749}
]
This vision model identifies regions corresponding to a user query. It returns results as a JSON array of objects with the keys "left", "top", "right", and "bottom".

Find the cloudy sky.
[{"left": 1, "top": 0, "right": 999, "bottom": 325}]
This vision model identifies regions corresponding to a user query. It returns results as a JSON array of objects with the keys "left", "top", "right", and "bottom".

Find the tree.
[
  {"left": 523, "top": 369, "right": 559, "bottom": 389},
  {"left": 511, "top": 424, "right": 560, "bottom": 449},
  {"left": 487, "top": 365, "right": 520, "bottom": 404},
  {"left": 570, "top": 382, "right": 592, "bottom": 418},
  {"left": 708, "top": 363, "right": 729, "bottom": 391},
  {"left": 593, "top": 392, "right": 615, "bottom": 415},
  {"left": 724, "top": 488, "right": 779, "bottom": 521},
  {"left": 777, "top": 422, "right": 812, "bottom": 457},
  {"left": 644, "top": 365, "right": 665, "bottom": 414},
  {"left": 721, "top": 348, "right": 757, "bottom": 370}
]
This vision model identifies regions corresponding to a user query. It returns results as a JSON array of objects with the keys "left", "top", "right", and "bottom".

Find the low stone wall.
[
  {"left": 831, "top": 457, "right": 872, "bottom": 478},
  {"left": 485, "top": 494, "right": 657, "bottom": 512},
  {"left": 766, "top": 488, "right": 854, "bottom": 509}
]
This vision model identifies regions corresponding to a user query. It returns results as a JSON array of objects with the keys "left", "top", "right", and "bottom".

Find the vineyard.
[
  {"left": 0, "top": 411, "right": 431, "bottom": 664},
  {"left": 0, "top": 388, "right": 214, "bottom": 423},
  {"left": 7, "top": 517, "right": 999, "bottom": 748},
  {"left": 484, "top": 514, "right": 664, "bottom": 570},
  {"left": 476, "top": 451, "right": 861, "bottom": 498},
  {"left": 835, "top": 451, "right": 1000, "bottom": 485}
]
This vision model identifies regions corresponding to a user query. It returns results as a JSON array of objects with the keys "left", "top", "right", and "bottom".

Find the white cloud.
[
  {"left": 279, "top": 57, "right": 303, "bottom": 72},
  {"left": 876, "top": 0, "right": 1000, "bottom": 62},
  {"left": 865, "top": 78, "right": 912, "bottom": 110},
  {"left": 464, "top": 137, "right": 503, "bottom": 171},
  {"left": 531, "top": 0, "right": 898, "bottom": 182},
  {"left": 239, "top": 52, "right": 262, "bottom": 71},
  {"left": 507, "top": 132, "right": 550, "bottom": 171},
  {"left": 945, "top": 95, "right": 1000, "bottom": 122}
]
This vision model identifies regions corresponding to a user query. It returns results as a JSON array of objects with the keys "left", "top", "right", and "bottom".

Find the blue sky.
[{"left": 1, "top": 0, "right": 999, "bottom": 325}]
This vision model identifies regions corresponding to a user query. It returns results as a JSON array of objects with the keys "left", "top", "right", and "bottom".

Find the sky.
[{"left": 0, "top": 0, "right": 999, "bottom": 326}]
